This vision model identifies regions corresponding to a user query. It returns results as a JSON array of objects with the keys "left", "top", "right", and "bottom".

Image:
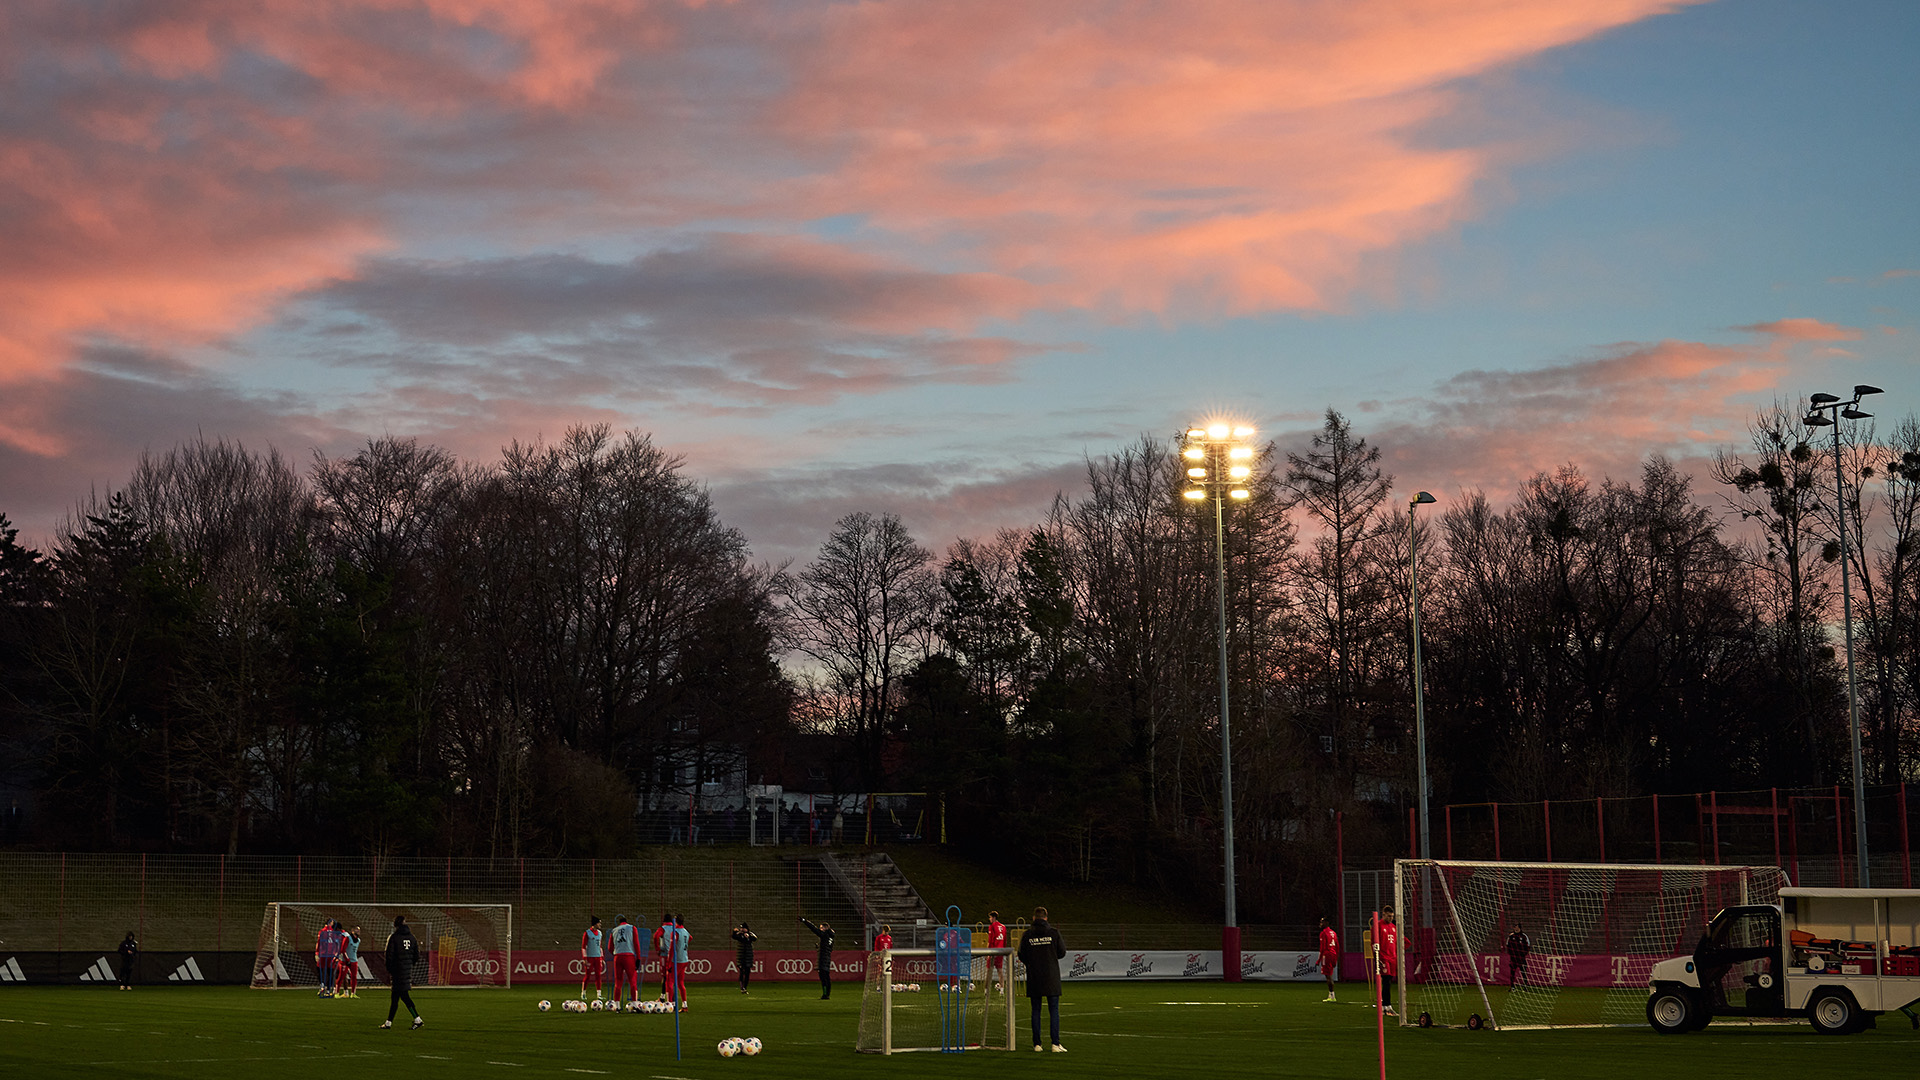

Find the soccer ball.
[
  {"left": 717, "top": 1040, "right": 738, "bottom": 1058},
  {"left": 742, "top": 1037, "right": 762, "bottom": 1056},
  {"left": 538, "top": 1000, "right": 551, "bottom": 1012},
  {"left": 589, "top": 999, "right": 603, "bottom": 1011},
  {"left": 909, "top": 982, "right": 921, "bottom": 993}
]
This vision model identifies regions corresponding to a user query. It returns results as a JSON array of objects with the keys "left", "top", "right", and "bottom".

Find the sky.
[{"left": 0, "top": 0, "right": 1914, "bottom": 567}]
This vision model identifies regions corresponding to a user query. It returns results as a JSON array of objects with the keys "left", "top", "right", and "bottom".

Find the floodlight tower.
[
  {"left": 1802, "top": 384, "right": 1882, "bottom": 888},
  {"left": 1181, "top": 421, "right": 1255, "bottom": 981},
  {"left": 1407, "top": 491, "right": 1437, "bottom": 866}
]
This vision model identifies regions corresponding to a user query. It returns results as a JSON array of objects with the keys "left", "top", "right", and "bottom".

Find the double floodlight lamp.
[
  {"left": 1804, "top": 385, "right": 1883, "bottom": 426},
  {"left": 1182, "top": 423, "right": 1256, "bottom": 501}
]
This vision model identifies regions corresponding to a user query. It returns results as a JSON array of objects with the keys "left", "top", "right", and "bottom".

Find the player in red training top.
[
  {"left": 986, "top": 911, "right": 1008, "bottom": 992},
  {"left": 609, "top": 915, "right": 639, "bottom": 1006},
  {"left": 1378, "top": 908, "right": 1399, "bottom": 1017},
  {"left": 1318, "top": 917, "right": 1339, "bottom": 1002},
  {"left": 580, "top": 916, "right": 605, "bottom": 1001},
  {"left": 874, "top": 925, "right": 893, "bottom": 951},
  {"left": 315, "top": 920, "right": 341, "bottom": 998}
]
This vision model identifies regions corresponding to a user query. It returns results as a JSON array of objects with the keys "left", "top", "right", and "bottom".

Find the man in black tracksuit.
[
  {"left": 800, "top": 917, "right": 834, "bottom": 999},
  {"left": 1018, "top": 907, "right": 1067, "bottom": 1052},
  {"left": 731, "top": 922, "right": 757, "bottom": 994},
  {"left": 382, "top": 915, "right": 423, "bottom": 1030}
]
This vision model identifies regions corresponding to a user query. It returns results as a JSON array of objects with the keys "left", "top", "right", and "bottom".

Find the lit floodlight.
[
  {"left": 1229, "top": 446, "right": 1252, "bottom": 459},
  {"left": 1208, "top": 423, "right": 1229, "bottom": 439},
  {"left": 1232, "top": 426, "right": 1254, "bottom": 438},
  {"left": 1228, "top": 465, "right": 1250, "bottom": 479},
  {"left": 1188, "top": 467, "right": 1208, "bottom": 479},
  {"left": 1230, "top": 489, "right": 1250, "bottom": 500},
  {"left": 1187, "top": 428, "right": 1208, "bottom": 438},
  {"left": 1184, "top": 447, "right": 1204, "bottom": 460},
  {"left": 1183, "top": 488, "right": 1206, "bottom": 500}
]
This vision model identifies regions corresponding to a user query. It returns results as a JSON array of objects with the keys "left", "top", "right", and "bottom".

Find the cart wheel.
[
  {"left": 1417, "top": 1012, "right": 1432, "bottom": 1028},
  {"left": 1467, "top": 1013, "right": 1483, "bottom": 1030}
]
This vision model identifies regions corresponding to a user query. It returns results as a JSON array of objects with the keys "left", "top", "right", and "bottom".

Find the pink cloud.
[{"left": 1736, "top": 317, "right": 1864, "bottom": 341}]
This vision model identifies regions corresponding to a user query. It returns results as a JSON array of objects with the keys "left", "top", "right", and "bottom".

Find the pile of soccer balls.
[
  {"left": 716, "top": 1037, "right": 762, "bottom": 1058},
  {"left": 887, "top": 982, "right": 922, "bottom": 992},
  {"left": 540, "top": 998, "right": 689, "bottom": 1014}
]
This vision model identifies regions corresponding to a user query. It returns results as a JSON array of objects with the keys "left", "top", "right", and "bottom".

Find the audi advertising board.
[{"left": 496, "top": 950, "right": 872, "bottom": 985}]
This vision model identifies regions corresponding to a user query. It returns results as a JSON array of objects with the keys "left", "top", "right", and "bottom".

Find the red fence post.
[
  {"left": 1408, "top": 807, "right": 1417, "bottom": 860},
  {"left": 1695, "top": 793, "right": 1706, "bottom": 865},
  {"left": 1788, "top": 795, "right": 1800, "bottom": 885},
  {"left": 1543, "top": 800, "right": 1553, "bottom": 863},
  {"left": 1709, "top": 791, "right": 1720, "bottom": 864},
  {"left": 1492, "top": 802, "right": 1502, "bottom": 862},
  {"left": 139, "top": 853, "right": 147, "bottom": 946},
  {"left": 1653, "top": 794, "right": 1661, "bottom": 864},
  {"left": 445, "top": 855, "right": 452, "bottom": 902},
  {"left": 218, "top": 854, "right": 226, "bottom": 952},
  {"left": 1596, "top": 797, "right": 1606, "bottom": 863},
  {"left": 297, "top": 854, "right": 303, "bottom": 901},
  {"left": 1445, "top": 805, "right": 1453, "bottom": 861},
  {"left": 58, "top": 852, "right": 66, "bottom": 954},
  {"left": 1834, "top": 785, "right": 1846, "bottom": 887},
  {"left": 1901, "top": 783, "right": 1912, "bottom": 889},
  {"left": 590, "top": 858, "right": 597, "bottom": 916},
  {"left": 1771, "top": 788, "right": 1781, "bottom": 872}
]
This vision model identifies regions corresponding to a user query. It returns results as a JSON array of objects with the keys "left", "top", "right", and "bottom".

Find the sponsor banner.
[
  {"left": 1239, "top": 951, "right": 1326, "bottom": 982},
  {"left": 1062, "top": 951, "right": 1220, "bottom": 981},
  {"left": 0, "top": 951, "right": 258, "bottom": 985},
  {"left": 504, "top": 950, "right": 871, "bottom": 984},
  {"left": 1424, "top": 953, "right": 1659, "bottom": 989}
]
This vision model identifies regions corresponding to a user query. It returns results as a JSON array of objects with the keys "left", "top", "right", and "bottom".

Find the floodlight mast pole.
[
  {"left": 1804, "top": 384, "right": 1883, "bottom": 888},
  {"left": 1408, "top": 491, "right": 1436, "bottom": 931},
  {"left": 1182, "top": 423, "right": 1255, "bottom": 981}
]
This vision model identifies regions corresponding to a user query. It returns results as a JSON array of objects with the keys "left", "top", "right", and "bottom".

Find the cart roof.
[{"left": 1780, "top": 887, "right": 1920, "bottom": 899}]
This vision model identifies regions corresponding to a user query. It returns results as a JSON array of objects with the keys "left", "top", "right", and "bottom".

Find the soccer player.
[
  {"left": 653, "top": 913, "right": 676, "bottom": 1003},
  {"left": 316, "top": 919, "right": 340, "bottom": 997},
  {"left": 873, "top": 924, "right": 893, "bottom": 951},
  {"left": 1506, "top": 926, "right": 1531, "bottom": 987},
  {"left": 731, "top": 922, "right": 757, "bottom": 994},
  {"left": 670, "top": 914, "right": 691, "bottom": 1010},
  {"left": 1017, "top": 907, "right": 1066, "bottom": 1053},
  {"left": 799, "top": 917, "right": 835, "bottom": 999},
  {"left": 1378, "top": 908, "right": 1399, "bottom": 1017},
  {"left": 381, "top": 915, "right": 424, "bottom": 1029},
  {"left": 580, "top": 916, "right": 605, "bottom": 1001},
  {"left": 986, "top": 911, "right": 1008, "bottom": 992},
  {"left": 340, "top": 925, "right": 362, "bottom": 998},
  {"left": 116, "top": 930, "right": 138, "bottom": 990},
  {"left": 1318, "top": 917, "right": 1339, "bottom": 1001},
  {"left": 609, "top": 915, "right": 639, "bottom": 1006}
]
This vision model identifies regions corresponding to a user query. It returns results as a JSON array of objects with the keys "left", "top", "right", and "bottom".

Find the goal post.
[
  {"left": 857, "top": 947, "right": 1019, "bottom": 1054},
  {"left": 1393, "top": 860, "right": 1786, "bottom": 1029},
  {"left": 251, "top": 903, "right": 512, "bottom": 989}
]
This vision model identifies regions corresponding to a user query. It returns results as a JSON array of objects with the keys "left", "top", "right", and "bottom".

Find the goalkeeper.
[{"left": 1506, "top": 927, "right": 1530, "bottom": 986}]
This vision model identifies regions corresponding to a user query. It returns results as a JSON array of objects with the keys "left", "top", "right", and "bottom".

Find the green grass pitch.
[{"left": 0, "top": 981, "right": 1910, "bottom": 1079}]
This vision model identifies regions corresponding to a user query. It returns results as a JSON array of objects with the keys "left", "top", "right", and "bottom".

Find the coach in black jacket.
[
  {"left": 1017, "top": 907, "right": 1067, "bottom": 1052},
  {"left": 382, "top": 916, "right": 424, "bottom": 1030}
]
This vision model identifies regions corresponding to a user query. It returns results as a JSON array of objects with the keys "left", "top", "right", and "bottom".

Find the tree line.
[{"left": 3, "top": 406, "right": 1918, "bottom": 921}]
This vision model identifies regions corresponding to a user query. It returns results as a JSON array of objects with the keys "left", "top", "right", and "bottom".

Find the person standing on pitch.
[
  {"left": 1506, "top": 926, "right": 1530, "bottom": 987},
  {"left": 873, "top": 924, "right": 893, "bottom": 951},
  {"left": 116, "top": 930, "right": 138, "bottom": 990},
  {"left": 670, "top": 913, "right": 692, "bottom": 1010},
  {"left": 381, "top": 915, "right": 423, "bottom": 1029},
  {"left": 731, "top": 922, "right": 757, "bottom": 994},
  {"left": 1318, "top": 917, "right": 1340, "bottom": 1002},
  {"left": 1378, "top": 908, "right": 1399, "bottom": 1017},
  {"left": 1017, "top": 906, "right": 1066, "bottom": 1053},
  {"left": 316, "top": 919, "right": 341, "bottom": 997},
  {"left": 986, "top": 911, "right": 1008, "bottom": 992},
  {"left": 580, "top": 915, "right": 605, "bottom": 1001},
  {"left": 799, "top": 917, "right": 835, "bottom": 999},
  {"left": 340, "top": 925, "right": 362, "bottom": 998},
  {"left": 610, "top": 915, "right": 639, "bottom": 1006},
  {"left": 653, "top": 913, "right": 677, "bottom": 1002}
]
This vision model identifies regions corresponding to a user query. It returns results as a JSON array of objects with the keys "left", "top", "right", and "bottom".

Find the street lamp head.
[
  {"left": 1188, "top": 467, "right": 1208, "bottom": 479},
  {"left": 1841, "top": 408, "right": 1873, "bottom": 420},
  {"left": 1411, "top": 491, "right": 1436, "bottom": 506},
  {"left": 1208, "top": 423, "right": 1230, "bottom": 439},
  {"left": 1810, "top": 392, "right": 1841, "bottom": 405},
  {"left": 1804, "top": 413, "right": 1835, "bottom": 427},
  {"left": 1186, "top": 428, "right": 1207, "bottom": 439},
  {"left": 1183, "top": 488, "right": 1206, "bottom": 501},
  {"left": 1183, "top": 447, "right": 1204, "bottom": 460},
  {"left": 1229, "top": 489, "right": 1250, "bottom": 500},
  {"left": 1232, "top": 426, "right": 1255, "bottom": 438},
  {"left": 1855, "top": 384, "right": 1884, "bottom": 397}
]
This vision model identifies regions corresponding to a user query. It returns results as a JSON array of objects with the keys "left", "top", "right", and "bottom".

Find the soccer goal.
[
  {"left": 856, "top": 947, "right": 1019, "bottom": 1054},
  {"left": 250, "top": 903, "right": 513, "bottom": 989},
  {"left": 1392, "top": 860, "right": 1786, "bottom": 1029}
]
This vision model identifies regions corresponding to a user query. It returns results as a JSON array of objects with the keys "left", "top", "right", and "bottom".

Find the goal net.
[
  {"left": 857, "top": 948, "right": 1019, "bottom": 1054},
  {"left": 251, "top": 903, "right": 513, "bottom": 989},
  {"left": 1394, "top": 860, "right": 1787, "bottom": 1029}
]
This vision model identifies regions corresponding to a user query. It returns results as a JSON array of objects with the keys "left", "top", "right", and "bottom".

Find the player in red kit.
[
  {"left": 1378, "top": 908, "right": 1399, "bottom": 1017},
  {"left": 580, "top": 916, "right": 605, "bottom": 1001},
  {"left": 986, "top": 911, "right": 1008, "bottom": 992},
  {"left": 609, "top": 915, "right": 639, "bottom": 1006},
  {"left": 1318, "top": 917, "right": 1339, "bottom": 1001}
]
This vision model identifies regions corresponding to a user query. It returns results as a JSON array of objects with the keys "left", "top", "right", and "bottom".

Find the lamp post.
[
  {"left": 1408, "top": 491, "right": 1436, "bottom": 866},
  {"left": 1183, "top": 421, "right": 1255, "bottom": 981},
  {"left": 1803, "top": 384, "right": 1882, "bottom": 888}
]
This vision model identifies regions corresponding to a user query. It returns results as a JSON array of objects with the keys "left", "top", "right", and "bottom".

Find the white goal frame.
[
  {"left": 859, "top": 947, "right": 1019, "bottom": 1054},
  {"left": 252, "top": 902, "right": 513, "bottom": 990},
  {"left": 1392, "top": 860, "right": 1785, "bottom": 1030}
]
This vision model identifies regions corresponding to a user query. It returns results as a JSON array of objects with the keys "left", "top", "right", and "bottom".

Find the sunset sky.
[{"left": 1, "top": 0, "right": 1914, "bottom": 565}]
